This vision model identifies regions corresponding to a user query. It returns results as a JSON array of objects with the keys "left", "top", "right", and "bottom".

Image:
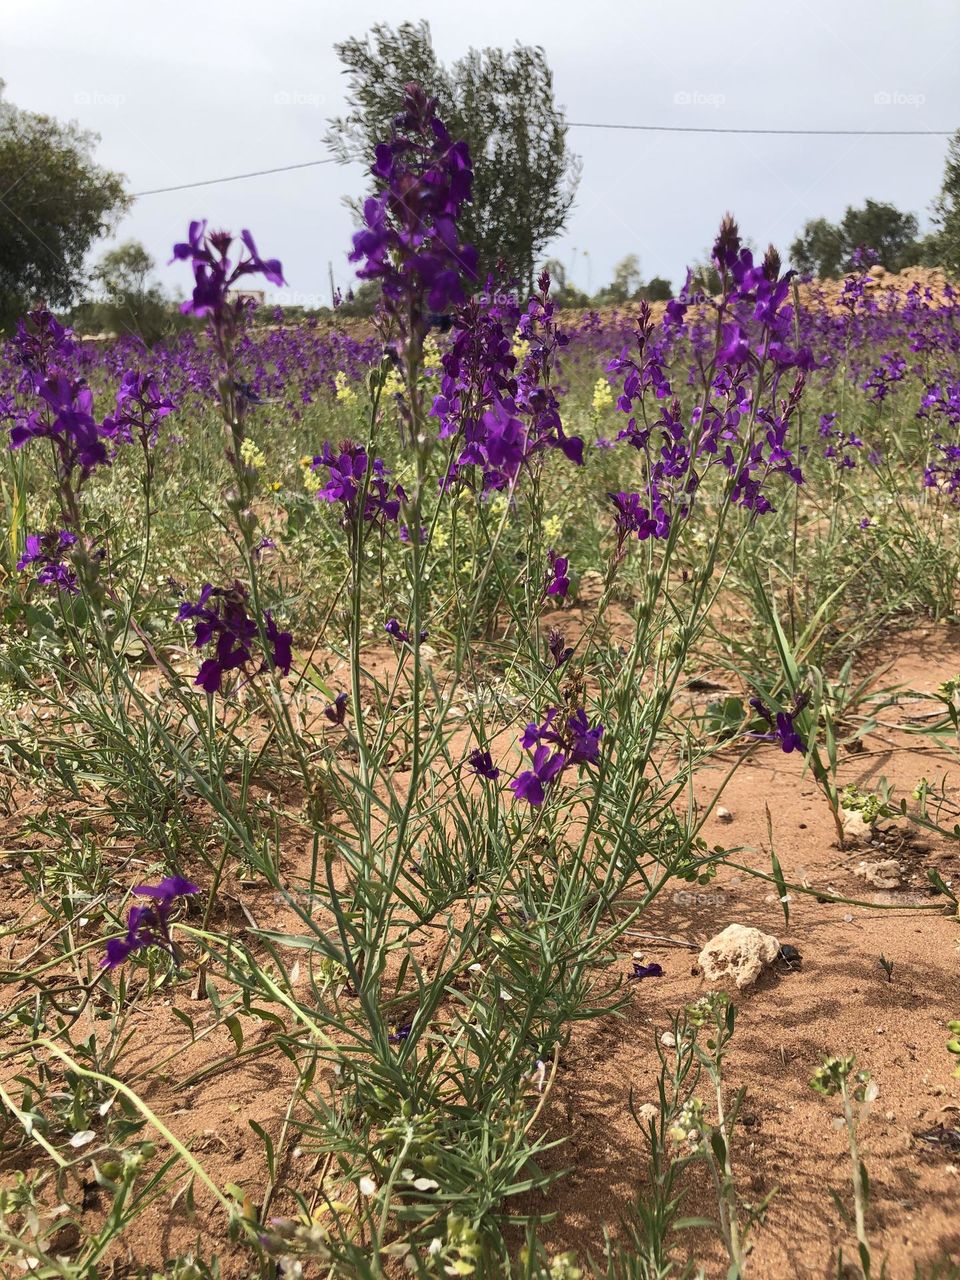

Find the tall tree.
[
  {"left": 0, "top": 80, "right": 129, "bottom": 331},
  {"left": 326, "top": 21, "right": 580, "bottom": 291},
  {"left": 790, "top": 200, "right": 920, "bottom": 277},
  {"left": 932, "top": 128, "right": 960, "bottom": 275}
]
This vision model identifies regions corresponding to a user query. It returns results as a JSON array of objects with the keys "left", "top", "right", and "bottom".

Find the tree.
[
  {"left": 0, "top": 80, "right": 129, "bottom": 331},
  {"left": 790, "top": 217, "right": 845, "bottom": 278},
  {"left": 932, "top": 128, "right": 960, "bottom": 275},
  {"left": 839, "top": 199, "right": 919, "bottom": 271},
  {"left": 326, "top": 21, "right": 580, "bottom": 291},
  {"left": 640, "top": 276, "right": 673, "bottom": 302},
  {"left": 594, "top": 253, "right": 643, "bottom": 305},
  {"left": 790, "top": 200, "right": 921, "bottom": 278},
  {"left": 72, "top": 241, "right": 176, "bottom": 345}
]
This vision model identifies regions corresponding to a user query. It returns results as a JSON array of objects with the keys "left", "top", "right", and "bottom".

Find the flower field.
[{"left": 2, "top": 87, "right": 960, "bottom": 1279}]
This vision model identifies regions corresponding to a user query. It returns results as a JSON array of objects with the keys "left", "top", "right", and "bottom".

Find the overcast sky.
[{"left": 5, "top": 0, "right": 959, "bottom": 305}]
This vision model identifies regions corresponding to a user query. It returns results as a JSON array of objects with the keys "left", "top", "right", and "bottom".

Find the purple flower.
[
  {"left": 9, "top": 374, "right": 107, "bottom": 479},
  {"left": 509, "top": 745, "right": 566, "bottom": 806},
  {"left": 177, "top": 582, "right": 292, "bottom": 693},
  {"left": 385, "top": 618, "right": 428, "bottom": 644},
  {"left": 545, "top": 550, "right": 570, "bottom": 600},
  {"left": 101, "top": 371, "right": 176, "bottom": 448},
  {"left": 750, "top": 691, "right": 809, "bottom": 754},
  {"left": 628, "top": 961, "right": 664, "bottom": 980},
  {"left": 324, "top": 692, "right": 349, "bottom": 725},
  {"left": 102, "top": 876, "right": 199, "bottom": 970},
  {"left": 547, "top": 627, "right": 573, "bottom": 669},
  {"left": 17, "top": 529, "right": 78, "bottom": 593},
  {"left": 171, "top": 222, "right": 285, "bottom": 321},
  {"left": 566, "top": 708, "right": 604, "bottom": 765},
  {"left": 310, "top": 441, "right": 404, "bottom": 526},
  {"left": 467, "top": 748, "right": 500, "bottom": 780}
]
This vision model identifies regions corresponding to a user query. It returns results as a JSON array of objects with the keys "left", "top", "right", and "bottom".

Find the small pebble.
[
  {"left": 717, "top": 806, "right": 733, "bottom": 823},
  {"left": 660, "top": 1031, "right": 677, "bottom": 1048}
]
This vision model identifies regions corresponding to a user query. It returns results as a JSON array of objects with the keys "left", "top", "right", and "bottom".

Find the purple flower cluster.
[
  {"left": 16, "top": 529, "right": 79, "bottom": 593},
  {"left": 102, "top": 876, "right": 199, "bottom": 970},
  {"left": 605, "top": 220, "right": 812, "bottom": 542},
  {"left": 177, "top": 582, "right": 292, "bottom": 694},
  {"left": 310, "top": 441, "right": 405, "bottom": 525},
  {"left": 9, "top": 372, "right": 106, "bottom": 478},
  {"left": 102, "top": 371, "right": 176, "bottom": 448},
  {"left": 511, "top": 706, "right": 604, "bottom": 806},
  {"left": 434, "top": 275, "right": 584, "bottom": 493},
  {"left": 171, "top": 223, "right": 285, "bottom": 321},
  {"left": 349, "top": 83, "right": 477, "bottom": 329},
  {"left": 818, "top": 413, "right": 863, "bottom": 470},
  {"left": 3, "top": 307, "right": 177, "bottom": 506}
]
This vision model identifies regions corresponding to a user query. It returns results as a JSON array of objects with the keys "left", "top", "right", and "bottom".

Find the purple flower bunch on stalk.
[
  {"left": 10, "top": 370, "right": 106, "bottom": 478},
  {"left": 16, "top": 530, "right": 79, "bottom": 593},
  {"left": 102, "top": 876, "right": 199, "bottom": 969},
  {"left": 101, "top": 371, "right": 176, "bottom": 449},
  {"left": 604, "top": 218, "right": 812, "bottom": 555},
  {"left": 171, "top": 223, "right": 285, "bottom": 323},
  {"left": 310, "top": 441, "right": 405, "bottom": 526},
  {"left": 435, "top": 273, "right": 584, "bottom": 494},
  {"left": 818, "top": 412, "right": 864, "bottom": 470},
  {"left": 510, "top": 706, "right": 604, "bottom": 806},
  {"left": 4, "top": 308, "right": 179, "bottom": 594},
  {"left": 177, "top": 581, "right": 292, "bottom": 694},
  {"left": 349, "top": 83, "right": 477, "bottom": 339},
  {"left": 749, "top": 690, "right": 810, "bottom": 754}
]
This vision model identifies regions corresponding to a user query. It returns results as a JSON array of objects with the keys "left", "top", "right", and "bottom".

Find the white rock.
[
  {"left": 698, "top": 923, "right": 780, "bottom": 990},
  {"left": 716, "top": 806, "right": 734, "bottom": 823},
  {"left": 854, "top": 859, "right": 901, "bottom": 890}
]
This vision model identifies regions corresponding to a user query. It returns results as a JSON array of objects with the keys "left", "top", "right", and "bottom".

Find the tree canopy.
[
  {"left": 790, "top": 199, "right": 923, "bottom": 277},
  {"left": 0, "top": 80, "right": 129, "bottom": 331},
  {"left": 326, "top": 21, "right": 580, "bottom": 292}
]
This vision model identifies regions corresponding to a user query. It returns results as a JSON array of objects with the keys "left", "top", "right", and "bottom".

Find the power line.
[
  {"left": 567, "top": 120, "right": 954, "bottom": 136},
  {"left": 132, "top": 157, "right": 338, "bottom": 197},
  {"left": 131, "top": 118, "right": 956, "bottom": 197}
]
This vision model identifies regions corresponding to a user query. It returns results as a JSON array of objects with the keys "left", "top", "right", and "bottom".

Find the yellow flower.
[
  {"left": 423, "top": 334, "right": 442, "bottom": 371},
  {"left": 592, "top": 377, "right": 614, "bottom": 413},
  {"left": 300, "top": 456, "right": 322, "bottom": 492},
  {"left": 239, "top": 438, "right": 266, "bottom": 470},
  {"left": 543, "top": 514, "right": 563, "bottom": 543},
  {"left": 382, "top": 368, "right": 403, "bottom": 398},
  {"left": 512, "top": 334, "right": 530, "bottom": 365},
  {"left": 334, "top": 371, "right": 357, "bottom": 404},
  {"left": 432, "top": 524, "right": 449, "bottom": 552}
]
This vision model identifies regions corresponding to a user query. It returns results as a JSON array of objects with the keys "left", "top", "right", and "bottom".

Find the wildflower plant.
[{"left": 3, "top": 74, "right": 953, "bottom": 1280}]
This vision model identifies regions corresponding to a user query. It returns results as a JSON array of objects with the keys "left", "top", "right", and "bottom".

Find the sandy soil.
[{"left": 2, "top": 625, "right": 959, "bottom": 1278}]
